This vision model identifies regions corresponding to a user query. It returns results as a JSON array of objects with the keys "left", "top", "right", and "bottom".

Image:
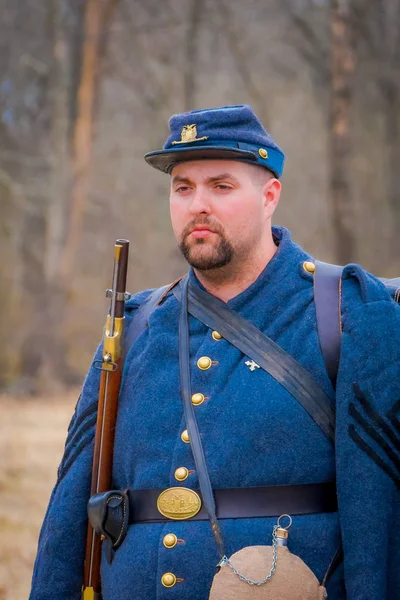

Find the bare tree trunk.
[
  {"left": 46, "top": 1, "right": 70, "bottom": 284},
  {"left": 60, "top": 0, "right": 119, "bottom": 281},
  {"left": 13, "top": 0, "right": 76, "bottom": 394},
  {"left": 330, "top": 0, "right": 356, "bottom": 264},
  {"left": 383, "top": 84, "right": 400, "bottom": 215},
  {"left": 0, "top": 169, "right": 26, "bottom": 389},
  {"left": 16, "top": 201, "right": 48, "bottom": 394},
  {"left": 215, "top": 0, "right": 269, "bottom": 127},
  {"left": 183, "top": 0, "right": 203, "bottom": 111},
  {"left": 379, "top": 0, "right": 400, "bottom": 243},
  {"left": 40, "top": 0, "right": 77, "bottom": 388}
]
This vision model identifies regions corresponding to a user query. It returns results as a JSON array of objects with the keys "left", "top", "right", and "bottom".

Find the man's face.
[{"left": 169, "top": 160, "right": 278, "bottom": 271}]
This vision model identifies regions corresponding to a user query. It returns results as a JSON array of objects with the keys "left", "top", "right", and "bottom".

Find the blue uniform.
[{"left": 29, "top": 226, "right": 400, "bottom": 599}]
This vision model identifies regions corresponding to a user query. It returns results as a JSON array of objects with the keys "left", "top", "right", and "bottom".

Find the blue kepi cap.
[{"left": 144, "top": 104, "right": 285, "bottom": 178}]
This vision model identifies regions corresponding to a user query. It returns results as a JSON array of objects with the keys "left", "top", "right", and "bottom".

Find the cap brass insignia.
[{"left": 171, "top": 124, "right": 208, "bottom": 145}]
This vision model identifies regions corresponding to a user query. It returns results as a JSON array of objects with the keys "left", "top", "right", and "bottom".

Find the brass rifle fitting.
[
  {"left": 82, "top": 587, "right": 96, "bottom": 600},
  {"left": 102, "top": 315, "right": 124, "bottom": 367}
]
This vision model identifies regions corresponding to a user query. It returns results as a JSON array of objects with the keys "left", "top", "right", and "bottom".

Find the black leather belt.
[
  {"left": 127, "top": 482, "right": 337, "bottom": 523},
  {"left": 87, "top": 483, "right": 337, "bottom": 562}
]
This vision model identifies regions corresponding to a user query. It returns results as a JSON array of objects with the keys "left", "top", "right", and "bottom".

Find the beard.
[{"left": 178, "top": 219, "right": 235, "bottom": 270}]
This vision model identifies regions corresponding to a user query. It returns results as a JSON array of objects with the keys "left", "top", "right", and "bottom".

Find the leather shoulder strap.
[
  {"left": 379, "top": 277, "right": 400, "bottom": 302},
  {"left": 314, "top": 262, "right": 400, "bottom": 386},
  {"left": 123, "top": 278, "right": 182, "bottom": 360},
  {"left": 314, "top": 261, "right": 343, "bottom": 389},
  {"left": 173, "top": 281, "right": 336, "bottom": 444}
]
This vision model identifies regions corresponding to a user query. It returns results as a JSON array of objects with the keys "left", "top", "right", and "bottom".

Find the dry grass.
[{"left": 0, "top": 391, "right": 78, "bottom": 600}]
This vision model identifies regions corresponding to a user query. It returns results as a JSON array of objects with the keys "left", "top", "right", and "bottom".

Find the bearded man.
[{"left": 30, "top": 105, "right": 400, "bottom": 600}]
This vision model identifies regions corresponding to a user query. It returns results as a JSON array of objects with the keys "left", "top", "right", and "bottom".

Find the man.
[{"left": 30, "top": 105, "right": 400, "bottom": 599}]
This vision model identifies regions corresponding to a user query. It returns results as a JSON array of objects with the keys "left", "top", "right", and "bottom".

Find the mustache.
[{"left": 182, "top": 218, "right": 224, "bottom": 238}]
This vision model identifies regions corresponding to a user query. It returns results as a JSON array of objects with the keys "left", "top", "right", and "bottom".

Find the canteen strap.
[{"left": 179, "top": 274, "right": 225, "bottom": 558}]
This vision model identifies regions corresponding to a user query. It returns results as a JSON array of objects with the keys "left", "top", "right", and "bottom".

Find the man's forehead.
[{"left": 170, "top": 159, "right": 250, "bottom": 180}]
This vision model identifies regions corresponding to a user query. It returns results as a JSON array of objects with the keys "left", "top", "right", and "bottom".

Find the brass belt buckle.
[{"left": 157, "top": 487, "right": 202, "bottom": 520}]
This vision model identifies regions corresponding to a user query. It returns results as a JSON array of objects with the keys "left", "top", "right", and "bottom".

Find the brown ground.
[{"left": 0, "top": 392, "right": 78, "bottom": 600}]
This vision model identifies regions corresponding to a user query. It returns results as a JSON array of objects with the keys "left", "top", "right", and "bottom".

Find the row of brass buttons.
[
  {"left": 178, "top": 344, "right": 214, "bottom": 484},
  {"left": 161, "top": 534, "right": 182, "bottom": 588},
  {"left": 178, "top": 391, "right": 207, "bottom": 477},
  {"left": 197, "top": 331, "right": 222, "bottom": 371},
  {"left": 161, "top": 331, "right": 222, "bottom": 588}
]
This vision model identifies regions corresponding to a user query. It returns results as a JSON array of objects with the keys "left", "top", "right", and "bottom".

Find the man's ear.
[{"left": 263, "top": 178, "right": 281, "bottom": 218}]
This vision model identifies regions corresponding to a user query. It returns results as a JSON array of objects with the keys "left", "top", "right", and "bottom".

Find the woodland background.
[
  {"left": 1, "top": 0, "right": 400, "bottom": 393},
  {"left": 0, "top": 1, "right": 400, "bottom": 598}
]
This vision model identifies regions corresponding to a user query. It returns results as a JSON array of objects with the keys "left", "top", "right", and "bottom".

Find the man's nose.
[{"left": 188, "top": 187, "right": 212, "bottom": 215}]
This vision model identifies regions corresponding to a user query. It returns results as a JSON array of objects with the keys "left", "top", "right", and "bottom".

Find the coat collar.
[{"left": 188, "top": 226, "right": 311, "bottom": 312}]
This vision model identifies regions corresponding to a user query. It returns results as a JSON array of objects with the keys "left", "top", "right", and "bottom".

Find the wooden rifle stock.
[{"left": 82, "top": 240, "right": 130, "bottom": 600}]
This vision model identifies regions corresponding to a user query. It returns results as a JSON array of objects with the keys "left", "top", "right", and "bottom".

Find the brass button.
[
  {"left": 303, "top": 261, "right": 316, "bottom": 274},
  {"left": 192, "top": 393, "right": 205, "bottom": 406},
  {"left": 181, "top": 429, "right": 190, "bottom": 443},
  {"left": 258, "top": 148, "right": 268, "bottom": 159},
  {"left": 212, "top": 331, "right": 223, "bottom": 341},
  {"left": 197, "top": 356, "right": 212, "bottom": 370},
  {"left": 161, "top": 572, "right": 177, "bottom": 588},
  {"left": 175, "top": 467, "right": 189, "bottom": 481},
  {"left": 163, "top": 533, "right": 178, "bottom": 548}
]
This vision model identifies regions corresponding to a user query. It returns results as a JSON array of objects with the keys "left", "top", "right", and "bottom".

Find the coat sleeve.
[
  {"left": 29, "top": 342, "right": 103, "bottom": 600},
  {"left": 336, "top": 264, "right": 400, "bottom": 599}
]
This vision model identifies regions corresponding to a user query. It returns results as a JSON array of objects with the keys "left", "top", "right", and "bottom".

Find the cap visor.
[{"left": 144, "top": 145, "right": 257, "bottom": 173}]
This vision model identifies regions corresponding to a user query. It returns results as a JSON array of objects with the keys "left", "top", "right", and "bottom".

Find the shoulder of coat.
[{"left": 124, "top": 288, "right": 158, "bottom": 314}]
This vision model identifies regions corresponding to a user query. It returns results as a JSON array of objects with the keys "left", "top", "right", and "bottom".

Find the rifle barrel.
[{"left": 82, "top": 239, "right": 130, "bottom": 597}]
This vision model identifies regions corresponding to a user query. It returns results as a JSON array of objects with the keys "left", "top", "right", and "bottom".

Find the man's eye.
[
  {"left": 215, "top": 184, "right": 231, "bottom": 190},
  {"left": 176, "top": 186, "right": 190, "bottom": 193}
]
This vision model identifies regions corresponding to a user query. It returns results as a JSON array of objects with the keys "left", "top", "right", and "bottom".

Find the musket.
[{"left": 82, "top": 239, "right": 130, "bottom": 600}]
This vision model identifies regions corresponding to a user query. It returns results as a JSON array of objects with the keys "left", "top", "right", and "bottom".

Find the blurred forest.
[{"left": 0, "top": 0, "right": 399, "bottom": 393}]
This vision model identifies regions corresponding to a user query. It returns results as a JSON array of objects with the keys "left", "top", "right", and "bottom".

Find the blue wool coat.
[{"left": 29, "top": 227, "right": 400, "bottom": 599}]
